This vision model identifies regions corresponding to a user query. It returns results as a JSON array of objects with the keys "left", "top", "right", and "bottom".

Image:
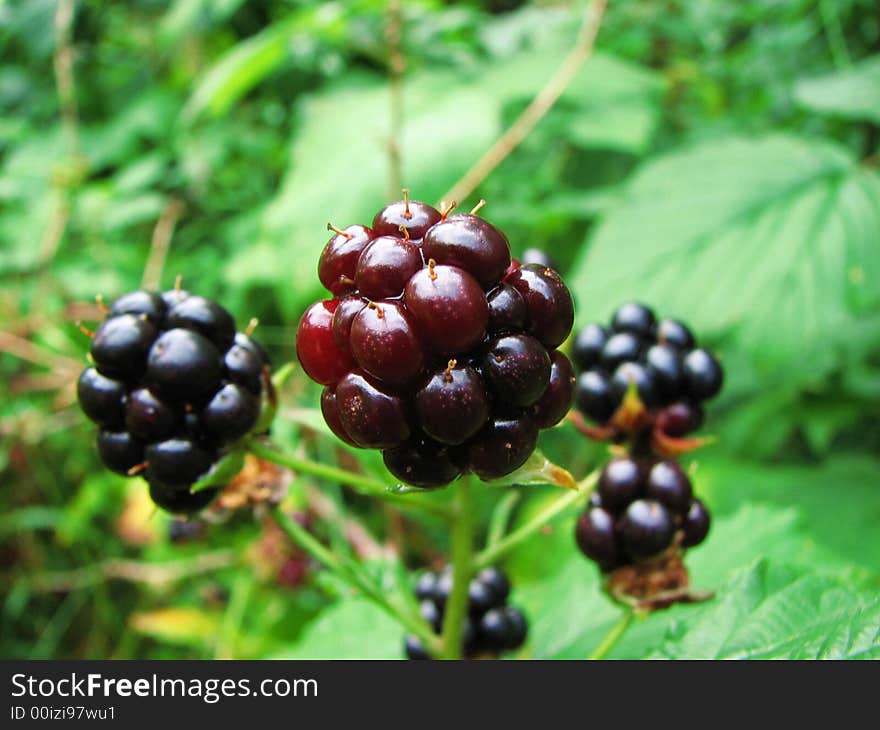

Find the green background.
[{"left": 1, "top": 0, "right": 878, "bottom": 659}]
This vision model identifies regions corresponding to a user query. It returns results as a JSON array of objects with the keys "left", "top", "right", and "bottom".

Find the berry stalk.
[
  {"left": 588, "top": 609, "right": 635, "bottom": 661},
  {"left": 473, "top": 469, "right": 599, "bottom": 571},
  {"left": 439, "top": 478, "right": 475, "bottom": 659},
  {"left": 246, "top": 438, "right": 453, "bottom": 520}
]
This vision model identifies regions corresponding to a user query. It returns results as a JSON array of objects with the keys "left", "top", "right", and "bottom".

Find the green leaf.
[
  {"left": 279, "top": 597, "right": 400, "bottom": 659},
  {"left": 651, "top": 561, "right": 880, "bottom": 659},
  {"left": 183, "top": 18, "right": 298, "bottom": 121},
  {"left": 794, "top": 55, "right": 880, "bottom": 124},
  {"left": 481, "top": 450, "right": 577, "bottom": 490},
  {"left": 569, "top": 134, "right": 880, "bottom": 444}
]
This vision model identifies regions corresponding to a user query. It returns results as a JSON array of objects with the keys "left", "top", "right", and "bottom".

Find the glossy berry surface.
[
  {"left": 318, "top": 224, "right": 374, "bottom": 295},
  {"left": 598, "top": 457, "right": 644, "bottom": 512},
  {"left": 681, "top": 498, "right": 711, "bottom": 547},
  {"left": 335, "top": 372, "right": 410, "bottom": 449},
  {"left": 373, "top": 198, "right": 440, "bottom": 240},
  {"left": 414, "top": 363, "right": 489, "bottom": 445},
  {"left": 349, "top": 301, "right": 425, "bottom": 387},
  {"left": 404, "top": 264, "right": 488, "bottom": 355},
  {"left": 421, "top": 214, "right": 511, "bottom": 287},
  {"left": 532, "top": 350, "right": 575, "bottom": 428},
  {"left": 300, "top": 195, "right": 575, "bottom": 487},
  {"left": 571, "top": 302, "right": 723, "bottom": 438},
  {"left": 296, "top": 300, "right": 354, "bottom": 386},
  {"left": 482, "top": 334, "right": 551, "bottom": 407},
  {"left": 403, "top": 565, "right": 527, "bottom": 659},
  {"left": 166, "top": 295, "right": 236, "bottom": 349},
  {"left": 504, "top": 264, "right": 574, "bottom": 348},
  {"left": 77, "top": 368, "right": 126, "bottom": 428},
  {"left": 619, "top": 499, "right": 675, "bottom": 560},
  {"left": 576, "top": 456, "right": 711, "bottom": 572},
  {"left": 148, "top": 481, "right": 221, "bottom": 515},
  {"left": 91, "top": 314, "right": 157, "bottom": 380},
  {"left": 355, "top": 235, "right": 422, "bottom": 299},
  {"left": 574, "top": 507, "right": 620, "bottom": 571},
  {"left": 77, "top": 286, "right": 270, "bottom": 514}
]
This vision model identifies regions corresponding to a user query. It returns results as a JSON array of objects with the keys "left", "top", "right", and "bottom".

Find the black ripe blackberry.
[
  {"left": 77, "top": 286, "right": 271, "bottom": 514},
  {"left": 403, "top": 566, "right": 528, "bottom": 659},
  {"left": 575, "top": 457, "right": 710, "bottom": 572},
  {"left": 299, "top": 194, "right": 575, "bottom": 488},
  {"left": 572, "top": 302, "right": 723, "bottom": 440}
]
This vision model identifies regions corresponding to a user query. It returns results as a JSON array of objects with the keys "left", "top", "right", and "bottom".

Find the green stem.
[
  {"left": 247, "top": 438, "right": 452, "bottom": 520},
  {"left": 473, "top": 471, "right": 597, "bottom": 571},
  {"left": 439, "top": 478, "right": 475, "bottom": 659},
  {"left": 268, "top": 506, "right": 440, "bottom": 652},
  {"left": 589, "top": 609, "right": 635, "bottom": 660}
]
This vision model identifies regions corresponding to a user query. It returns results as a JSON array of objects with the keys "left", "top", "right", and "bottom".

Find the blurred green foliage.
[{"left": 1, "top": 0, "right": 878, "bottom": 659}]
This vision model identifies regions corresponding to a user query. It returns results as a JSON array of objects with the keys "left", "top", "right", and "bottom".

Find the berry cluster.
[
  {"left": 296, "top": 194, "right": 575, "bottom": 488},
  {"left": 76, "top": 288, "right": 270, "bottom": 514},
  {"left": 405, "top": 566, "right": 527, "bottom": 659},
  {"left": 575, "top": 456, "right": 710, "bottom": 572},
  {"left": 572, "top": 302, "right": 722, "bottom": 441}
]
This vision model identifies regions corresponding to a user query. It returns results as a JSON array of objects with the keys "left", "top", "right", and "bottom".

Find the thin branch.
[
  {"left": 19, "top": 551, "right": 238, "bottom": 593},
  {"left": 142, "top": 197, "right": 184, "bottom": 291},
  {"left": 386, "top": 0, "right": 405, "bottom": 198},
  {"left": 440, "top": 0, "right": 608, "bottom": 205},
  {"left": 53, "top": 0, "right": 80, "bottom": 159},
  {"left": 0, "top": 331, "right": 81, "bottom": 371}
]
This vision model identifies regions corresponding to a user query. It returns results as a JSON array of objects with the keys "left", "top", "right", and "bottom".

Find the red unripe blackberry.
[
  {"left": 403, "top": 263, "right": 488, "bottom": 355},
  {"left": 335, "top": 372, "right": 411, "bottom": 448},
  {"left": 320, "top": 387, "right": 359, "bottom": 448},
  {"left": 299, "top": 195, "right": 575, "bottom": 486},
  {"left": 355, "top": 235, "right": 422, "bottom": 299},
  {"left": 318, "top": 224, "right": 374, "bottom": 295},
  {"left": 482, "top": 333, "right": 551, "bottom": 408},
  {"left": 504, "top": 264, "right": 574, "bottom": 348},
  {"left": 373, "top": 198, "right": 440, "bottom": 240},
  {"left": 487, "top": 284, "right": 528, "bottom": 333},
  {"left": 422, "top": 213, "right": 511, "bottom": 287},
  {"left": 295, "top": 300, "right": 354, "bottom": 386},
  {"left": 349, "top": 301, "right": 425, "bottom": 387},
  {"left": 331, "top": 294, "right": 367, "bottom": 353},
  {"left": 414, "top": 362, "right": 489, "bottom": 445},
  {"left": 531, "top": 350, "right": 575, "bottom": 429}
]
